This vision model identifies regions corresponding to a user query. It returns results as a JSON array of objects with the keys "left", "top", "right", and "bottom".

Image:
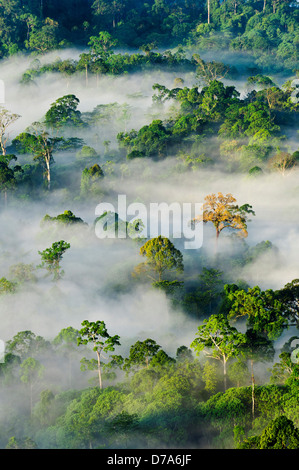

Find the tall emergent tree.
[
  {"left": 0, "top": 107, "right": 20, "bottom": 156},
  {"left": 77, "top": 320, "right": 121, "bottom": 389},
  {"left": 239, "top": 329, "right": 274, "bottom": 418},
  {"left": 192, "top": 193, "right": 255, "bottom": 251},
  {"left": 38, "top": 240, "right": 71, "bottom": 281},
  {"left": 53, "top": 326, "right": 80, "bottom": 388},
  {"left": 227, "top": 285, "right": 288, "bottom": 340},
  {"left": 44, "top": 94, "right": 85, "bottom": 130}
]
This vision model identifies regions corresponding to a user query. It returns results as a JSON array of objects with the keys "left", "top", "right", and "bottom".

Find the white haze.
[{"left": 0, "top": 49, "right": 298, "bottom": 390}]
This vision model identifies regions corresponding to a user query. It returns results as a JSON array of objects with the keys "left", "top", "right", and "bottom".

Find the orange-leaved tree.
[{"left": 192, "top": 192, "right": 255, "bottom": 251}]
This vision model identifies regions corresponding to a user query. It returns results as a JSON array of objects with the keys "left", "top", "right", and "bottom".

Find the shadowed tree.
[
  {"left": 193, "top": 54, "right": 231, "bottom": 85},
  {"left": 0, "top": 108, "right": 20, "bottom": 157},
  {"left": 268, "top": 151, "right": 299, "bottom": 176},
  {"left": 239, "top": 416, "right": 299, "bottom": 449},
  {"left": 53, "top": 326, "right": 80, "bottom": 387},
  {"left": 123, "top": 338, "right": 161, "bottom": 372},
  {"left": 227, "top": 285, "right": 288, "bottom": 340}
]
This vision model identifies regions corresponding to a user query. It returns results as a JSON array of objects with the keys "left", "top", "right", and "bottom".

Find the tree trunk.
[
  {"left": 97, "top": 350, "right": 102, "bottom": 389},
  {"left": 68, "top": 355, "right": 73, "bottom": 388},
  {"left": 46, "top": 158, "right": 51, "bottom": 190},
  {"left": 207, "top": 0, "right": 210, "bottom": 24},
  {"left": 215, "top": 228, "right": 220, "bottom": 254}
]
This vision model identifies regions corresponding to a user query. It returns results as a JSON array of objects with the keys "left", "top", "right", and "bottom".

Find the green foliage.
[
  {"left": 0, "top": 277, "right": 17, "bottom": 295},
  {"left": 124, "top": 339, "right": 161, "bottom": 372},
  {"left": 227, "top": 285, "right": 288, "bottom": 340},
  {"left": 191, "top": 313, "right": 247, "bottom": 390},
  {"left": 8, "top": 263, "right": 37, "bottom": 284},
  {"left": 119, "top": 120, "right": 173, "bottom": 159},
  {"left": 6, "top": 330, "right": 50, "bottom": 360},
  {"left": 0, "top": 0, "right": 299, "bottom": 452},
  {"left": 135, "top": 236, "right": 184, "bottom": 283},
  {"left": 240, "top": 416, "right": 299, "bottom": 449},
  {"left": 77, "top": 320, "right": 121, "bottom": 389},
  {"left": 38, "top": 240, "right": 71, "bottom": 281},
  {"left": 80, "top": 164, "right": 104, "bottom": 196},
  {"left": 41, "top": 210, "right": 86, "bottom": 227},
  {"left": 6, "top": 436, "right": 37, "bottom": 449}
]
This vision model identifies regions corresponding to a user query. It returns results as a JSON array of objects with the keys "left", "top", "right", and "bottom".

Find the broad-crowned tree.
[
  {"left": 13, "top": 123, "right": 60, "bottom": 190},
  {"left": 38, "top": 240, "right": 71, "bottom": 281},
  {"left": 227, "top": 285, "right": 288, "bottom": 340}
]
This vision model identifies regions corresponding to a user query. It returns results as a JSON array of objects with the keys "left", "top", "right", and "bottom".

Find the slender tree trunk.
[
  {"left": 207, "top": 0, "right": 210, "bottom": 24},
  {"left": 223, "top": 357, "right": 227, "bottom": 391},
  {"left": 68, "top": 355, "right": 72, "bottom": 388},
  {"left": 96, "top": 350, "right": 102, "bottom": 389},
  {"left": 251, "top": 359, "right": 255, "bottom": 419},
  {"left": 0, "top": 137, "right": 6, "bottom": 156},
  {"left": 45, "top": 158, "right": 51, "bottom": 190},
  {"left": 30, "top": 381, "right": 33, "bottom": 417}
]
